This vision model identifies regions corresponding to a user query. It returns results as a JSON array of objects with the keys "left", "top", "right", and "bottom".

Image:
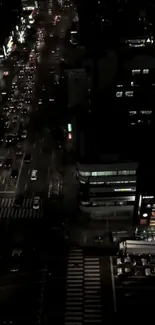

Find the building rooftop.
[
  {"left": 139, "top": 162, "right": 155, "bottom": 195},
  {"left": 76, "top": 111, "right": 138, "bottom": 164},
  {"left": 123, "top": 54, "right": 155, "bottom": 70}
]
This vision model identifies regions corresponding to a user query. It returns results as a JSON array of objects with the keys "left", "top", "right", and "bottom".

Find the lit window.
[
  {"left": 132, "top": 69, "right": 140, "bottom": 75},
  {"left": 118, "top": 170, "right": 136, "bottom": 176},
  {"left": 140, "top": 110, "right": 152, "bottom": 115},
  {"left": 131, "top": 81, "right": 134, "bottom": 86},
  {"left": 125, "top": 91, "right": 134, "bottom": 97},
  {"left": 91, "top": 171, "right": 117, "bottom": 176},
  {"left": 129, "top": 111, "right": 137, "bottom": 115},
  {"left": 116, "top": 84, "right": 123, "bottom": 88},
  {"left": 143, "top": 69, "right": 149, "bottom": 74},
  {"left": 92, "top": 171, "right": 97, "bottom": 176},
  {"left": 114, "top": 188, "right": 135, "bottom": 192},
  {"left": 79, "top": 171, "right": 91, "bottom": 177},
  {"left": 116, "top": 91, "right": 123, "bottom": 97}
]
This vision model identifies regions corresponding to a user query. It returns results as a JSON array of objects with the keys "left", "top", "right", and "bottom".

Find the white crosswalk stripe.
[
  {"left": 65, "top": 248, "right": 83, "bottom": 325},
  {"left": 65, "top": 251, "right": 103, "bottom": 325},
  {"left": 84, "top": 257, "right": 102, "bottom": 325},
  {"left": 0, "top": 198, "right": 43, "bottom": 219}
]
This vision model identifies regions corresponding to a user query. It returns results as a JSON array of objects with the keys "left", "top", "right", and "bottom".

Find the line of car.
[
  {"left": 115, "top": 254, "right": 155, "bottom": 277},
  {"left": 0, "top": 38, "right": 39, "bottom": 184}
]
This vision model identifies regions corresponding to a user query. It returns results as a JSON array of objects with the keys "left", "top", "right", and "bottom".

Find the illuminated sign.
[
  {"left": 18, "top": 31, "right": 25, "bottom": 43},
  {"left": 23, "top": 6, "right": 34, "bottom": 10},
  {"left": 6, "top": 36, "right": 14, "bottom": 54},
  {"left": 68, "top": 123, "right": 72, "bottom": 132},
  {"left": 3, "top": 71, "right": 9, "bottom": 76}
]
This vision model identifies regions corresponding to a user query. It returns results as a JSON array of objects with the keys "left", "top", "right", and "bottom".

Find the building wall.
[{"left": 77, "top": 161, "right": 138, "bottom": 219}]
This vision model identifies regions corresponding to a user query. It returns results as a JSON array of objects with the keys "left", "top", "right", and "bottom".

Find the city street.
[
  {"left": 0, "top": 0, "right": 75, "bottom": 208},
  {"left": 111, "top": 254, "right": 155, "bottom": 316}
]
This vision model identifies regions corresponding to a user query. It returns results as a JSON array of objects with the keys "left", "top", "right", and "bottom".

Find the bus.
[{"left": 119, "top": 240, "right": 155, "bottom": 256}]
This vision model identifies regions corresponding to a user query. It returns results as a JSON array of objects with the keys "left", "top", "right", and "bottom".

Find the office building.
[
  {"left": 76, "top": 112, "right": 138, "bottom": 221},
  {"left": 0, "top": 0, "right": 21, "bottom": 45},
  {"left": 77, "top": 159, "right": 137, "bottom": 219},
  {"left": 65, "top": 68, "right": 88, "bottom": 108},
  {"left": 21, "top": 0, "right": 37, "bottom": 10},
  {"left": 115, "top": 54, "right": 155, "bottom": 127},
  {"left": 136, "top": 163, "right": 155, "bottom": 228}
]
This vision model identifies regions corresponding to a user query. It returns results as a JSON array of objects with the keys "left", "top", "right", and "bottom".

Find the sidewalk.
[{"left": 63, "top": 163, "right": 78, "bottom": 212}]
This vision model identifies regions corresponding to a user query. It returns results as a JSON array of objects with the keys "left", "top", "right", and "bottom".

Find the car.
[
  {"left": 94, "top": 236, "right": 103, "bottom": 244},
  {"left": 14, "top": 196, "right": 24, "bottom": 207},
  {"left": 11, "top": 169, "right": 18, "bottom": 179},
  {"left": 33, "top": 196, "right": 40, "bottom": 209},
  {"left": 16, "top": 150, "right": 22, "bottom": 157},
  {"left": 6, "top": 135, "right": 12, "bottom": 143},
  {"left": 145, "top": 268, "right": 151, "bottom": 276},
  {"left": 4, "top": 158, "right": 12, "bottom": 168},
  {"left": 124, "top": 256, "right": 131, "bottom": 263},
  {"left": 4, "top": 121, "right": 9, "bottom": 129},
  {"left": 16, "top": 142, "right": 22, "bottom": 149},
  {"left": 24, "top": 153, "right": 31, "bottom": 163},
  {"left": 3, "top": 105, "right": 8, "bottom": 111},
  {"left": 22, "top": 108, "right": 28, "bottom": 114},
  {"left": 10, "top": 262, "right": 20, "bottom": 272},
  {"left": 17, "top": 103, "right": 23, "bottom": 110},
  {"left": 21, "top": 130, "right": 27, "bottom": 139},
  {"left": 117, "top": 268, "right": 123, "bottom": 276},
  {"left": 117, "top": 258, "right": 122, "bottom": 265},
  {"left": 25, "top": 98, "right": 31, "bottom": 104},
  {"left": 31, "top": 169, "right": 37, "bottom": 180},
  {"left": 12, "top": 116, "right": 18, "bottom": 123}
]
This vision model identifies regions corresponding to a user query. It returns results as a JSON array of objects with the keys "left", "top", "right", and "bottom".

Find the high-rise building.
[
  {"left": 0, "top": 0, "right": 21, "bottom": 44},
  {"left": 76, "top": 111, "right": 138, "bottom": 225},
  {"left": 21, "top": 0, "right": 37, "bottom": 10}
]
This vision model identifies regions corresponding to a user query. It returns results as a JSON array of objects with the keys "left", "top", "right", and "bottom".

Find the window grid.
[{"left": 79, "top": 170, "right": 136, "bottom": 177}]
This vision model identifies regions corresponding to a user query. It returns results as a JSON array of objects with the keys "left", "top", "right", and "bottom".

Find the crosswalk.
[
  {"left": 84, "top": 257, "right": 102, "bottom": 324},
  {"left": 0, "top": 197, "right": 43, "bottom": 219},
  {"left": 65, "top": 248, "right": 102, "bottom": 325}
]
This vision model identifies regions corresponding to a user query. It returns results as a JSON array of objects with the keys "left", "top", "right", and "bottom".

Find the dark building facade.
[{"left": 0, "top": 0, "right": 22, "bottom": 45}]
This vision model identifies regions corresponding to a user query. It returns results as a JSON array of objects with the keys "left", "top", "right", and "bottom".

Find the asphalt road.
[
  {"left": 111, "top": 254, "right": 155, "bottom": 318},
  {"left": 0, "top": 0, "right": 75, "bottom": 208},
  {"left": 17, "top": 0, "right": 75, "bottom": 200}
]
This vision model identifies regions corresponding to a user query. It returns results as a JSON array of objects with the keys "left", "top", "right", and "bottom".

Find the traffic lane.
[
  {"left": 40, "top": 11, "right": 73, "bottom": 62},
  {"left": 19, "top": 141, "right": 52, "bottom": 194},
  {"left": 1, "top": 40, "right": 38, "bottom": 110},
  {"left": 39, "top": 6, "right": 69, "bottom": 45},
  {"left": 0, "top": 154, "right": 24, "bottom": 193},
  {"left": 17, "top": 131, "right": 51, "bottom": 192},
  {"left": 112, "top": 256, "right": 155, "bottom": 314},
  {"left": 1, "top": 55, "right": 29, "bottom": 100},
  {"left": 17, "top": 159, "right": 31, "bottom": 194},
  {"left": 24, "top": 166, "right": 49, "bottom": 196}
]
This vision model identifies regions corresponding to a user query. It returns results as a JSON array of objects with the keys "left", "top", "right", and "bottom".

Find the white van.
[{"left": 31, "top": 169, "right": 37, "bottom": 181}]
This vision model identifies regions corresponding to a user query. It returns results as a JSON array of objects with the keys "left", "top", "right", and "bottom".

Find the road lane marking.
[
  {"left": 4, "top": 182, "right": 8, "bottom": 192},
  {"left": 110, "top": 256, "right": 117, "bottom": 313},
  {"left": 15, "top": 156, "right": 24, "bottom": 189},
  {"left": 0, "top": 191, "right": 14, "bottom": 194},
  {"left": 24, "top": 184, "right": 28, "bottom": 191}
]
